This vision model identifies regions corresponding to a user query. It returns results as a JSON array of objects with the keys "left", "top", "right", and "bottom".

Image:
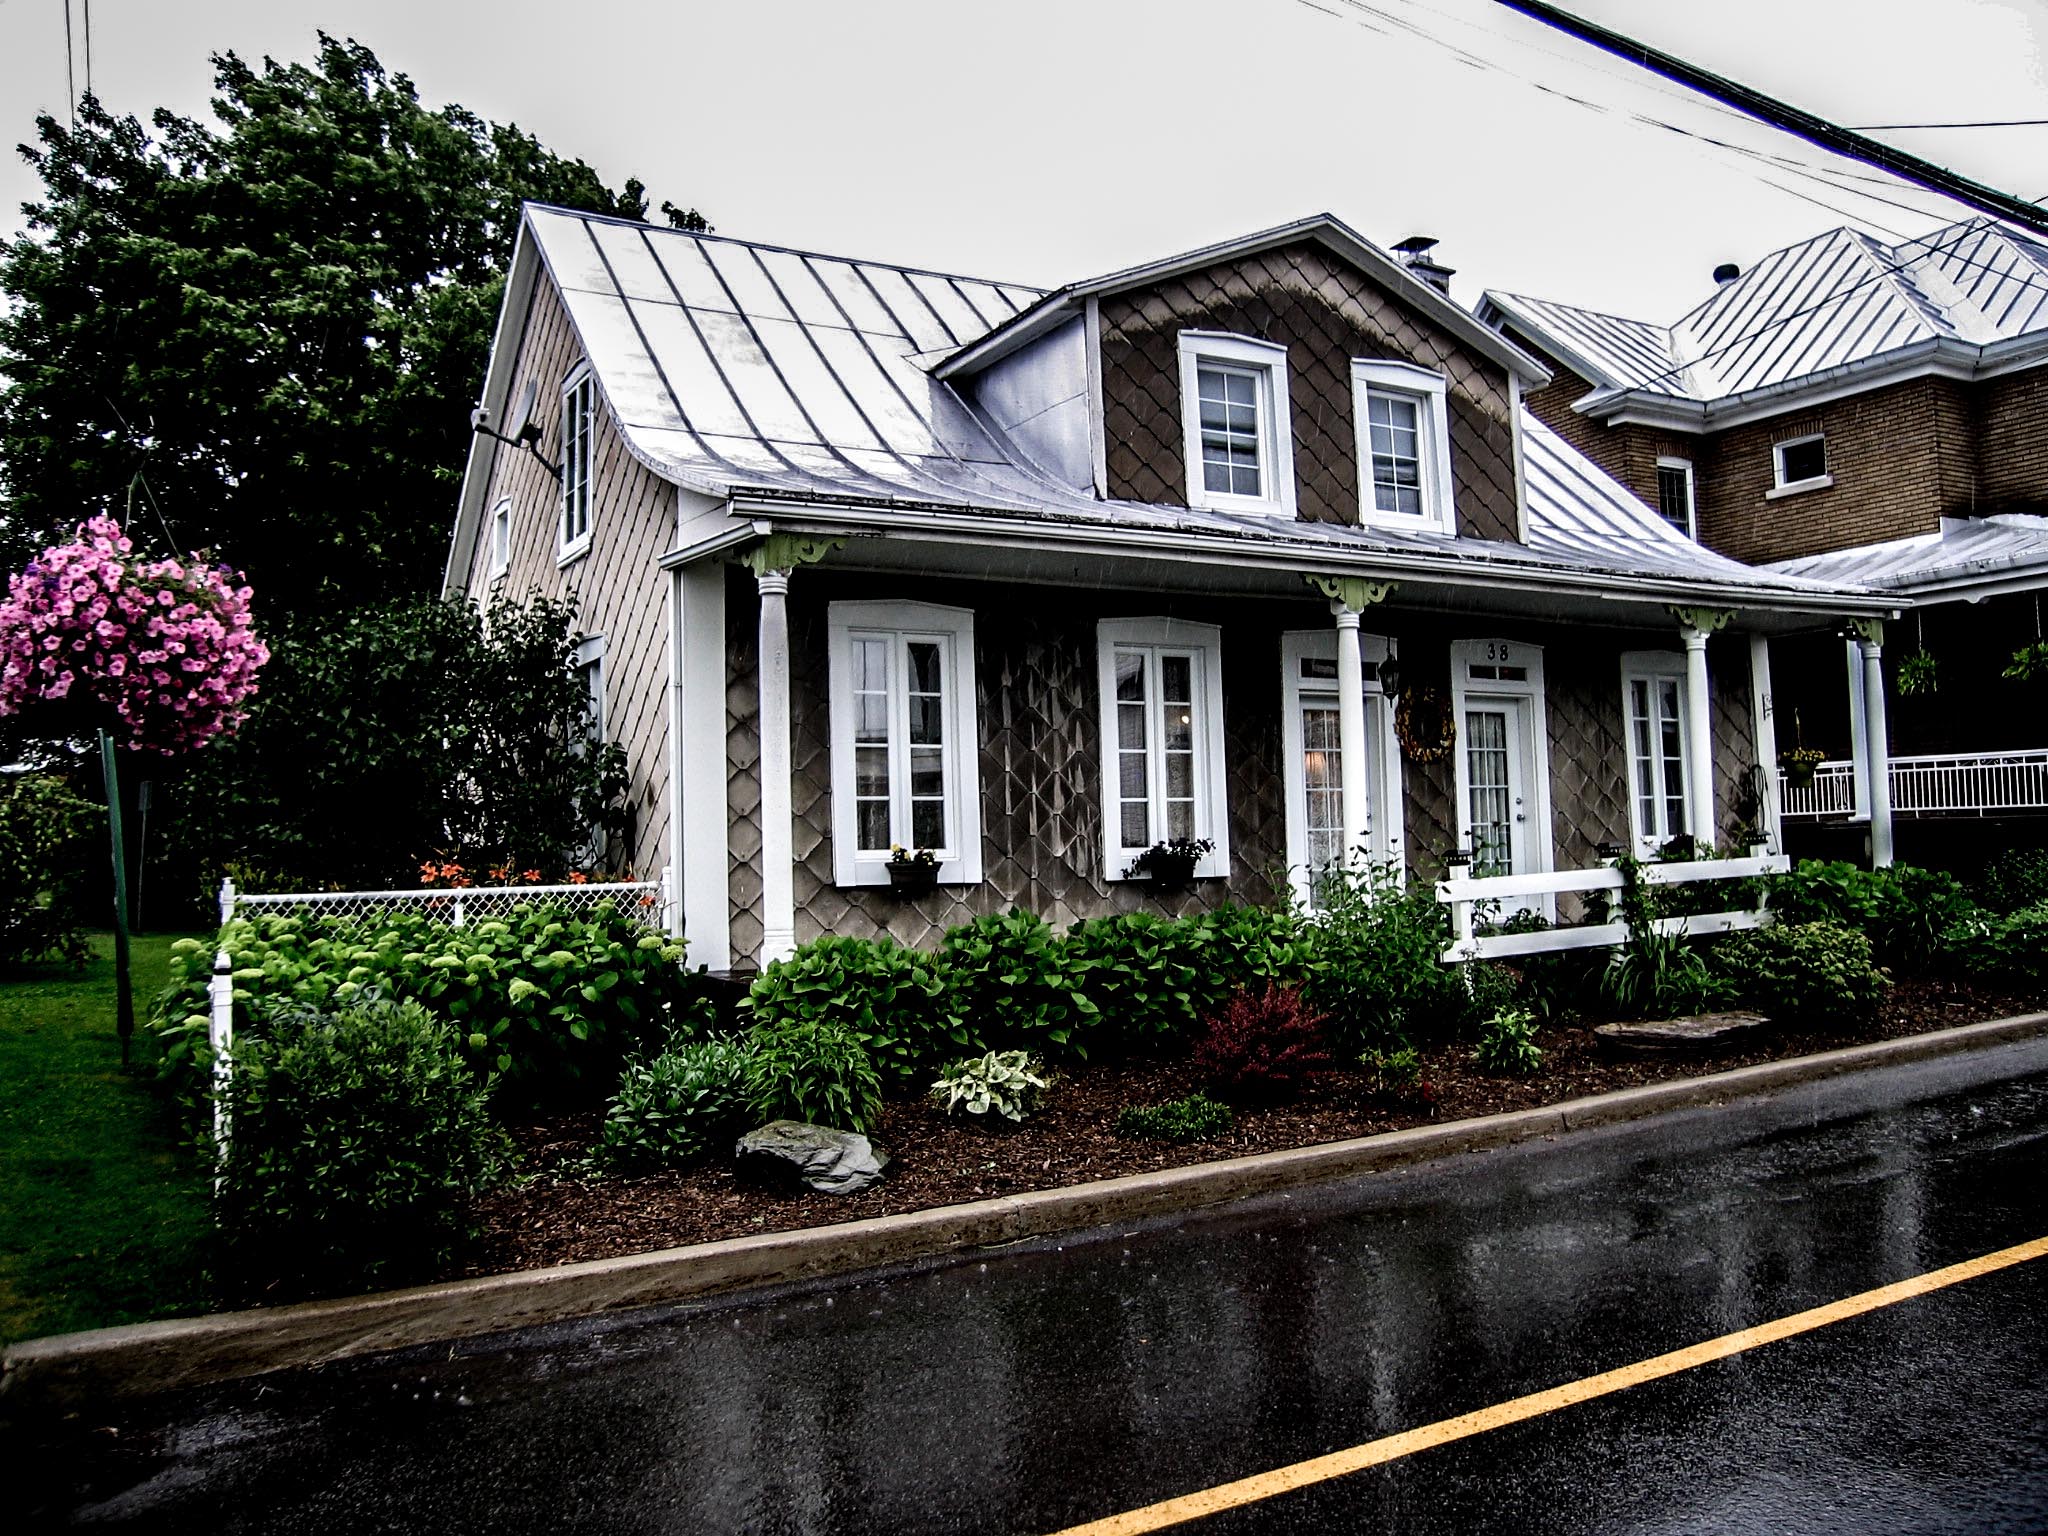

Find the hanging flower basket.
[{"left": 1779, "top": 747, "right": 1825, "bottom": 790}]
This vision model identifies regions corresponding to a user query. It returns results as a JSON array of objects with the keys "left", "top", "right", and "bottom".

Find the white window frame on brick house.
[
  {"left": 1620, "top": 650, "right": 1693, "bottom": 855},
  {"left": 1097, "top": 617, "right": 1232, "bottom": 882},
  {"left": 1176, "top": 333, "right": 1297, "bottom": 517},
  {"left": 488, "top": 499, "right": 512, "bottom": 583},
  {"left": 826, "top": 601, "right": 983, "bottom": 888},
  {"left": 1767, "top": 432, "right": 1832, "bottom": 497},
  {"left": 1654, "top": 457, "right": 1697, "bottom": 538},
  {"left": 1280, "top": 629, "right": 1405, "bottom": 908},
  {"left": 558, "top": 362, "right": 596, "bottom": 564},
  {"left": 1351, "top": 359, "right": 1456, "bottom": 536}
]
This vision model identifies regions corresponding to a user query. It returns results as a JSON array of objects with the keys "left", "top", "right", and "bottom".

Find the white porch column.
[
  {"left": 1857, "top": 621, "right": 1895, "bottom": 867},
  {"left": 1748, "top": 633, "right": 1781, "bottom": 850},
  {"left": 755, "top": 567, "right": 797, "bottom": 965},
  {"left": 1332, "top": 602, "right": 1371, "bottom": 869},
  {"left": 1845, "top": 638, "right": 1871, "bottom": 818},
  {"left": 1680, "top": 625, "right": 1718, "bottom": 849}
]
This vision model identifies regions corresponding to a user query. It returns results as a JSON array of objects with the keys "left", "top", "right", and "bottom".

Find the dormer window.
[
  {"left": 1351, "top": 359, "right": 1455, "bottom": 536},
  {"left": 1176, "top": 333, "right": 1296, "bottom": 517}
]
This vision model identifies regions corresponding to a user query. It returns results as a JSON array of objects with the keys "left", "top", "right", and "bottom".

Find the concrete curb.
[{"left": 7, "top": 1010, "right": 2045, "bottom": 1419}]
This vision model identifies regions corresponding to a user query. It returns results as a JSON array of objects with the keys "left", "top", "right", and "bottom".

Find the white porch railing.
[
  {"left": 1779, "top": 749, "right": 2048, "bottom": 819},
  {"left": 1437, "top": 850, "right": 1790, "bottom": 965}
]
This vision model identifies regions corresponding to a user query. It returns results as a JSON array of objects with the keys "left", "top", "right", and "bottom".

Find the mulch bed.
[{"left": 456, "top": 977, "right": 2043, "bottom": 1279}]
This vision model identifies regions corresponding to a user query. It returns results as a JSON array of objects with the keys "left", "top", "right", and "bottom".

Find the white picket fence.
[
  {"left": 204, "top": 870, "right": 673, "bottom": 1151},
  {"left": 1436, "top": 849, "right": 1789, "bottom": 965},
  {"left": 1780, "top": 749, "right": 2048, "bottom": 820}
]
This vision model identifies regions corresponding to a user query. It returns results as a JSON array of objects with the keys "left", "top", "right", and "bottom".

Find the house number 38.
[{"left": 1485, "top": 642, "right": 1512, "bottom": 662}]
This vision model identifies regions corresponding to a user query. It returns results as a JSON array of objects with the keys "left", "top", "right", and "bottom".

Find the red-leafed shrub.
[{"left": 1192, "top": 983, "right": 1334, "bottom": 1103}]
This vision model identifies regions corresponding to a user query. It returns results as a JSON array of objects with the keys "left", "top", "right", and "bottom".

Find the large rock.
[
  {"left": 1595, "top": 1011, "right": 1770, "bottom": 1058},
  {"left": 735, "top": 1121, "right": 889, "bottom": 1195}
]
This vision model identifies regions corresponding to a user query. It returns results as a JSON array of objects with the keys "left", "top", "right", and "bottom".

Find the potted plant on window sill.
[
  {"left": 885, "top": 845, "right": 940, "bottom": 899},
  {"left": 1126, "top": 837, "right": 1214, "bottom": 892}
]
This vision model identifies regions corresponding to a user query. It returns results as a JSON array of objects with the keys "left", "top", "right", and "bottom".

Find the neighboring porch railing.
[
  {"left": 1778, "top": 749, "right": 2048, "bottom": 820},
  {"left": 1436, "top": 849, "right": 1790, "bottom": 965}
]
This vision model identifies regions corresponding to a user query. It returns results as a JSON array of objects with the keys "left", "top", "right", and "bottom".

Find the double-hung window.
[
  {"left": 1097, "top": 618, "right": 1231, "bottom": 881},
  {"left": 1176, "top": 333, "right": 1296, "bottom": 517},
  {"left": 1351, "top": 360, "right": 1455, "bottom": 535},
  {"left": 827, "top": 602, "right": 982, "bottom": 887},
  {"left": 559, "top": 363, "right": 595, "bottom": 561},
  {"left": 1655, "top": 457, "right": 1696, "bottom": 538},
  {"left": 1620, "top": 652, "right": 1690, "bottom": 854}
]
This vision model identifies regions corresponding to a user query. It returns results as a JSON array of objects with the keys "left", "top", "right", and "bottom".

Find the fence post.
[
  {"left": 452, "top": 896, "right": 466, "bottom": 928},
  {"left": 209, "top": 945, "right": 234, "bottom": 1172},
  {"left": 660, "top": 863, "right": 677, "bottom": 938}
]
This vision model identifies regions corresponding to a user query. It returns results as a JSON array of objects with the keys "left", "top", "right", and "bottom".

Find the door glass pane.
[
  {"left": 1466, "top": 708, "right": 1513, "bottom": 876},
  {"left": 1656, "top": 678, "right": 1686, "bottom": 838},
  {"left": 1302, "top": 701, "right": 1344, "bottom": 887}
]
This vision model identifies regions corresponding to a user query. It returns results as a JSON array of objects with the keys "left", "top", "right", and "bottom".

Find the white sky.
[{"left": 1, "top": 0, "right": 2044, "bottom": 320}]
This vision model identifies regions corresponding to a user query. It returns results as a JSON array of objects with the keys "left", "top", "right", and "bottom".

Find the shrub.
[
  {"left": 1471, "top": 1006, "right": 1543, "bottom": 1076},
  {"left": 1600, "top": 860, "right": 1728, "bottom": 1018},
  {"left": 744, "top": 1018, "right": 884, "bottom": 1135},
  {"left": 1062, "top": 912, "right": 1205, "bottom": 1054},
  {"left": 153, "top": 900, "right": 695, "bottom": 1110},
  {"left": 938, "top": 909, "right": 1094, "bottom": 1059},
  {"left": 595, "top": 1036, "right": 756, "bottom": 1170},
  {"left": 1710, "top": 920, "right": 1886, "bottom": 1026},
  {"left": 1114, "top": 1092, "right": 1234, "bottom": 1143},
  {"left": 0, "top": 771, "right": 99, "bottom": 969},
  {"left": 929, "top": 1050, "right": 1049, "bottom": 1123},
  {"left": 1359, "top": 1044, "right": 1436, "bottom": 1107},
  {"left": 746, "top": 934, "right": 969, "bottom": 1092},
  {"left": 1303, "top": 863, "right": 1470, "bottom": 1048},
  {"left": 214, "top": 992, "right": 511, "bottom": 1297},
  {"left": 1192, "top": 984, "right": 1333, "bottom": 1103},
  {"left": 1974, "top": 850, "right": 2048, "bottom": 915},
  {"left": 1767, "top": 861, "right": 1980, "bottom": 975},
  {"left": 1187, "top": 903, "right": 1319, "bottom": 1011}
]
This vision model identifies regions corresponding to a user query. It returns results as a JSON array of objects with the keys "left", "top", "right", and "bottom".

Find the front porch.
[{"left": 1780, "top": 748, "right": 2048, "bottom": 820}]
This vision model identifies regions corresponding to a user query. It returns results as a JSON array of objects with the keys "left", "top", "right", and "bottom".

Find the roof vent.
[
  {"left": 1712, "top": 262, "right": 1742, "bottom": 286},
  {"left": 1393, "top": 235, "right": 1456, "bottom": 297}
]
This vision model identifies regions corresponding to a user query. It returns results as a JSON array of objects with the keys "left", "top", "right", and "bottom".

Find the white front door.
[{"left": 1464, "top": 696, "right": 1529, "bottom": 877}]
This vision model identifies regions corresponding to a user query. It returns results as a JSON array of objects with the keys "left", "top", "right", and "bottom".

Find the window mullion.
[
  {"left": 1145, "top": 650, "right": 1165, "bottom": 849},
  {"left": 888, "top": 638, "right": 910, "bottom": 847}
]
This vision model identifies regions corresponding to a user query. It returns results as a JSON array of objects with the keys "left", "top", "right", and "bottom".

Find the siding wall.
[
  {"left": 460, "top": 277, "right": 675, "bottom": 880},
  {"left": 1098, "top": 243, "right": 1522, "bottom": 542}
]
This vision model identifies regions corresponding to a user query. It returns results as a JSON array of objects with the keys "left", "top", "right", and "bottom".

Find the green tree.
[{"left": 0, "top": 34, "right": 703, "bottom": 610}]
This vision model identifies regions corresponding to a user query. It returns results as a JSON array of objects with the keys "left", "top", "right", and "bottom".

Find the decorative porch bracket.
[
  {"left": 1844, "top": 615, "right": 1885, "bottom": 646},
  {"left": 1304, "top": 574, "right": 1396, "bottom": 612},
  {"left": 1667, "top": 606, "right": 1734, "bottom": 634},
  {"left": 741, "top": 533, "right": 845, "bottom": 578}
]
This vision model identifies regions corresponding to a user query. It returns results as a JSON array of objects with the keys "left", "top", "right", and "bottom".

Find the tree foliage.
[{"left": 0, "top": 34, "right": 697, "bottom": 611}]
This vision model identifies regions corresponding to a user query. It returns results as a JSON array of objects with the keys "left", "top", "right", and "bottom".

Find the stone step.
[{"left": 1594, "top": 1011, "right": 1771, "bottom": 1057}]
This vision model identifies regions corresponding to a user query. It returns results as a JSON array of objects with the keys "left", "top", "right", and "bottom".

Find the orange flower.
[
  {"left": 521, "top": 869, "right": 542, "bottom": 884},
  {"left": 567, "top": 870, "right": 589, "bottom": 885}
]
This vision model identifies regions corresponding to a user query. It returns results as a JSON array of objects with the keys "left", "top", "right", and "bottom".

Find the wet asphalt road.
[{"left": 15, "top": 1036, "right": 2048, "bottom": 1534}]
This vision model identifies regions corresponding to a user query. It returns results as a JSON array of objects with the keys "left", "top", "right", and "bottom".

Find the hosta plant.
[{"left": 928, "top": 1050, "right": 1050, "bottom": 1123}]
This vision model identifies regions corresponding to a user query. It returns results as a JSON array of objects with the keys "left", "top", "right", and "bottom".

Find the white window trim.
[
  {"left": 1619, "top": 650, "right": 1693, "bottom": 856},
  {"left": 1448, "top": 638, "right": 1554, "bottom": 906},
  {"left": 572, "top": 635, "right": 606, "bottom": 745},
  {"left": 558, "top": 362, "right": 595, "bottom": 565},
  {"left": 488, "top": 499, "right": 512, "bottom": 583},
  {"left": 1096, "top": 617, "right": 1232, "bottom": 882},
  {"left": 826, "top": 600, "right": 983, "bottom": 888},
  {"left": 1351, "top": 358, "right": 1455, "bottom": 537},
  {"left": 1279, "top": 629, "right": 1406, "bottom": 908},
  {"left": 1654, "top": 456, "right": 1697, "bottom": 539},
  {"left": 1767, "top": 432, "right": 1832, "bottom": 498},
  {"left": 1175, "top": 332, "right": 1297, "bottom": 518}
]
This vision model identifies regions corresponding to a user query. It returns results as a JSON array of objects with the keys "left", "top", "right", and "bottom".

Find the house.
[
  {"left": 1480, "top": 217, "right": 2048, "bottom": 864},
  {"left": 443, "top": 206, "right": 1883, "bottom": 973}
]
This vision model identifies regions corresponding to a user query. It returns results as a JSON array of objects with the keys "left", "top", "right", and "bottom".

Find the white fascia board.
[
  {"left": 721, "top": 496, "right": 1886, "bottom": 617},
  {"left": 930, "top": 294, "right": 1077, "bottom": 380},
  {"left": 443, "top": 221, "right": 542, "bottom": 599}
]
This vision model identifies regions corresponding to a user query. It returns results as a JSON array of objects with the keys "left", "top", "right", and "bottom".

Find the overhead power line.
[
  {"left": 1851, "top": 119, "right": 2048, "bottom": 131},
  {"left": 1493, "top": 0, "right": 2048, "bottom": 238}
]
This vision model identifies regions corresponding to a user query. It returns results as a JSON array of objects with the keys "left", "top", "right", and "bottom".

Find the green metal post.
[{"left": 99, "top": 728, "right": 134, "bottom": 1064}]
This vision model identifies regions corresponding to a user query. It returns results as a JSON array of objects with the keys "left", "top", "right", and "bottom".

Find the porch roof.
[{"left": 1768, "top": 513, "right": 2048, "bottom": 600}]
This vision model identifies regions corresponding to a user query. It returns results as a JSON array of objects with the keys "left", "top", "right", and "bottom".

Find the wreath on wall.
[{"left": 1396, "top": 685, "right": 1456, "bottom": 764}]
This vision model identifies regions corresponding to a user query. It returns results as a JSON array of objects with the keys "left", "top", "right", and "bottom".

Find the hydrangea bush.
[{"left": 0, "top": 516, "right": 268, "bottom": 751}]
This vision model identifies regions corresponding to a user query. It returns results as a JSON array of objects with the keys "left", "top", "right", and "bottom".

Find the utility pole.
[{"left": 1494, "top": 0, "right": 2048, "bottom": 238}]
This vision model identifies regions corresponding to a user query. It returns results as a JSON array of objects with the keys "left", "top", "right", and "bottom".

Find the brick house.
[
  {"left": 444, "top": 207, "right": 1878, "bottom": 971},
  {"left": 1481, "top": 217, "right": 2048, "bottom": 862}
]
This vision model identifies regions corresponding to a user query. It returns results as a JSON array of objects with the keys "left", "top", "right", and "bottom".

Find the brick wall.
[
  {"left": 1517, "top": 347, "right": 1700, "bottom": 521},
  {"left": 1977, "top": 366, "right": 2048, "bottom": 512}
]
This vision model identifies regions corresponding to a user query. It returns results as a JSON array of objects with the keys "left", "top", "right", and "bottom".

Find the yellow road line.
[{"left": 1046, "top": 1233, "right": 2048, "bottom": 1536}]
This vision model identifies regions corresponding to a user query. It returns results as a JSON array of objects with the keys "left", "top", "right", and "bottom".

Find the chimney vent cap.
[{"left": 1713, "top": 262, "right": 1742, "bottom": 285}]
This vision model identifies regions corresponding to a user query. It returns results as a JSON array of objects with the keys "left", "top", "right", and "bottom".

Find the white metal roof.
[
  {"left": 476, "top": 204, "right": 1868, "bottom": 608},
  {"left": 1483, "top": 216, "right": 2048, "bottom": 412},
  {"left": 1768, "top": 513, "right": 2048, "bottom": 597}
]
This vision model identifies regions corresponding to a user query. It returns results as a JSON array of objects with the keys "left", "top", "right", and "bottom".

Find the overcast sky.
[{"left": 2, "top": 0, "right": 2044, "bottom": 320}]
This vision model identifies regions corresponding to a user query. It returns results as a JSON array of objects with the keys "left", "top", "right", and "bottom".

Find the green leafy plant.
[
  {"left": 1767, "top": 860, "right": 1981, "bottom": 975},
  {"left": 1359, "top": 1044, "right": 1436, "bottom": 1108},
  {"left": 1471, "top": 1005, "right": 1543, "bottom": 1075},
  {"left": 1974, "top": 850, "right": 2048, "bottom": 915},
  {"left": 744, "top": 1018, "right": 884, "bottom": 1136},
  {"left": 0, "top": 771, "right": 99, "bottom": 969},
  {"left": 1709, "top": 920, "right": 1886, "bottom": 1026},
  {"left": 746, "top": 934, "right": 970, "bottom": 1092},
  {"left": 594, "top": 1035, "right": 756, "bottom": 1171},
  {"left": 1059, "top": 912, "right": 1208, "bottom": 1054},
  {"left": 1896, "top": 651, "right": 1939, "bottom": 696},
  {"left": 1114, "top": 1092, "right": 1234, "bottom": 1143},
  {"left": 2004, "top": 640, "right": 2048, "bottom": 681},
  {"left": 1192, "top": 984, "right": 1333, "bottom": 1103},
  {"left": 213, "top": 992, "right": 512, "bottom": 1298},
  {"left": 1125, "top": 836, "right": 1214, "bottom": 883},
  {"left": 1600, "top": 858, "right": 1725, "bottom": 1017},
  {"left": 928, "top": 1050, "right": 1049, "bottom": 1123},
  {"left": 1300, "top": 862, "right": 1471, "bottom": 1048},
  {"left": 938, "top": 909, "right": 1094, "bottom": 1059}
]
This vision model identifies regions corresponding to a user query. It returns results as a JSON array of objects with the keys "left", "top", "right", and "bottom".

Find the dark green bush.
[
  {"left": 1943, "top": 899, "right": 2048, "bottom": 984},
  {"left": 1302, "top": 864, "right": 1470, "bottom": 1048},
  {"left": 1114, "top": 1092, "right": 1234, "bottom": 1143},
  {"left": 1974, "top": 850, "right": 2048, "bottom": 915},
  {"left": 595, "top": 1036, "right": 756, "bottom": 1170},
  {"left": 1710, "top": 920, "right": 1886, "bottom": 1026},
  {"left": 0, "top": 772, "right": 100, "bottom": 969},
  {"left": 214, "top": 993, "right": 512, "bottom": 1298},
  {"left": 1060, "top": 912, "right": 1208, "bottom": 1054},
  {"left": 938, "top": 909, "right": 1095, "bottom": 1058},
  {"left": 744, "top": 1018, "right": 884, "bottom": 1135},
  {"left": 154, "top": 900, "right": 695, "bottom": 1110},
  {"left": 746, "top": 934, "right": 970, "bottom": 1092},
  {"left": 1768, "top": 861, "right": 1980, "bottom": 975}
]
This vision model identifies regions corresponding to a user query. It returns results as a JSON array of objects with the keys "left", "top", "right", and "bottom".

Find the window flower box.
[{"left": 886, "top": 846, "right": 939, "bottom": 900}]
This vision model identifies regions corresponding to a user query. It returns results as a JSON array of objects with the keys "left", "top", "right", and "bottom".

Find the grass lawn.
[{"left": 0, "top": 932, "right": 213, "bottom": 1347}]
